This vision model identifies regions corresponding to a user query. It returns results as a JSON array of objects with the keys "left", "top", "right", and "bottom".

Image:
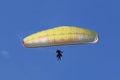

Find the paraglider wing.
[{"left": 22, "top": 26, "right": 98, "bottom": 47}]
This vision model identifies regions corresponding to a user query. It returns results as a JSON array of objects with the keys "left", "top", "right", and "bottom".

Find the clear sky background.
[{"left": 0, "top": 0, "right": 119, "bottom": 80}]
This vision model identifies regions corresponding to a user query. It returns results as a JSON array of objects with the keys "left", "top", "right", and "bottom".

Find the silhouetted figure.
[{"left": 56, "top": 50, "right": 63, "bottom": 60}]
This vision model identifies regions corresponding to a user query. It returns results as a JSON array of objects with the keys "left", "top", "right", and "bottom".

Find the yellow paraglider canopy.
[{"left": 23, "top": 26, "right": 98, "bottom": 47}]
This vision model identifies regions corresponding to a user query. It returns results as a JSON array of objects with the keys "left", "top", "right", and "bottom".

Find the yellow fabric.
[{"left": 24, "top": 26, "right": 95, "bottom": 43}]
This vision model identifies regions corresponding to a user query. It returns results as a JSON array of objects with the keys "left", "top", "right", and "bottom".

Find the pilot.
[{"left": 56, "top": 50, "right": 63, "bottom": 60}]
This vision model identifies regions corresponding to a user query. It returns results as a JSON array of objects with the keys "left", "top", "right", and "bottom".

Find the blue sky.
[{"left": 0, "top": 0, "right": 120, "bottom": 80}]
